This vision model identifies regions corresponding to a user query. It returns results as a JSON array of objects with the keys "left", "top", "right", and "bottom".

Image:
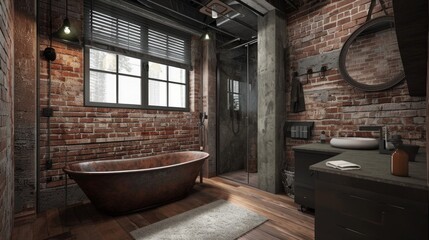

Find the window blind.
[{"left": 84, "top": 0, "right": 191, "bottom": 66}]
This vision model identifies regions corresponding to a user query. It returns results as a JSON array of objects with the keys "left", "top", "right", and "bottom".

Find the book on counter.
[{"left": 326, "top": 160, "right": 361, "bottom": 171}]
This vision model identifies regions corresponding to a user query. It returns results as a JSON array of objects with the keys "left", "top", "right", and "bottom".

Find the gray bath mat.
[{"left": 130, "top": 199, "right": 267, "bottom": 240}]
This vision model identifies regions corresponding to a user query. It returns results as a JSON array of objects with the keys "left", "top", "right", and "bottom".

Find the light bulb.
[
  {"left": 203, "top": 33, "right": 210, "bottom": 40},
  {"left": 64, "top": 26, "right": 71, "bottom": 34}
]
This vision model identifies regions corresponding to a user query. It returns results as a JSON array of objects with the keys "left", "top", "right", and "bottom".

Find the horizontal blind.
[{"left": 84, "top": 0, "right": 191, "bottom": 66}]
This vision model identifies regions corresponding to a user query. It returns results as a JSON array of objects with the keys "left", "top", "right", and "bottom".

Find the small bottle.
[
  {"left": 390, "top": 135, "right": 408, "bottom": 177},
  {"left": 320, "top": 131, "right": 326, "bottom": 143}
]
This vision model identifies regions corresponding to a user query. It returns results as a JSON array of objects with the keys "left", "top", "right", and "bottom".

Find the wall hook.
[
  {"left": 306, "top": 68, "right": 313, "bottom": 84},
  {"left": 319, "top": 66, "right": 327, "bottom": 80}
]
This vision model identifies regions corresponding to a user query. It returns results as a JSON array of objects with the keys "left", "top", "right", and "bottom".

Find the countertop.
[{"left": 293, "top": 143, "right": 428, "bottom": 190}]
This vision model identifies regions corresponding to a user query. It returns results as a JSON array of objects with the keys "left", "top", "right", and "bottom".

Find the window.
[
  {"left": 84, "top": 0, "right": 190, "bottom": 110},
  {"left": 148, "top": 62, "right": 186, "bottom": 108},
  {"left": 227, "top": 79, "right": 240, "bottom": 111},
  {"left": 86, "top": 48, "right": 188, "bottom": 110},
  {"left": 89, "top": 49, "right": 141, "bottom": 105}
]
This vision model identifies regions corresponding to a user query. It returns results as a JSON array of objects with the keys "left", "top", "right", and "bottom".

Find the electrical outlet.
[{"left": 42, "top": 107, "right": 54, "bottom": 117}]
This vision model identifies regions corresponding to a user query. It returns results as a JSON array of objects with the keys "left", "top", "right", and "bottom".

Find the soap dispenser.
[{"left": 390, "top": 135, "right": 408, "bottom": 177}]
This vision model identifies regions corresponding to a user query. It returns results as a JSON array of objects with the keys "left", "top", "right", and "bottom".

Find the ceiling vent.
[{"left": 199, "top": 0, "right": 234, "bottom": 19}]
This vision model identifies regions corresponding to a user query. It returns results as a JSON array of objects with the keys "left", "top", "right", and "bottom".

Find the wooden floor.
[{"left": 12, "top": 177, "right": 314, "bottom": 240}]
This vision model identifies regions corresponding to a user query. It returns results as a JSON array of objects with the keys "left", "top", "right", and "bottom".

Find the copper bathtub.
[{"left": 63, "top": 151, "right": 209, "bottom": 215}]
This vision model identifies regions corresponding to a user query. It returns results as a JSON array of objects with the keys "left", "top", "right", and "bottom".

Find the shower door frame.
[{"left": 216, "top": 40, "right": 257, "bottom": 186}]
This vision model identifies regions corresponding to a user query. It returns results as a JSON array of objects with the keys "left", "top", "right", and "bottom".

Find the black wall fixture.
[{"left": 42, "top": 0, "right": 56, "bottom": 170}]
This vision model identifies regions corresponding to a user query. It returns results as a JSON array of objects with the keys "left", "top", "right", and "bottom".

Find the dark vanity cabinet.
[
  {"left": 294, "top": 149, "right": 338, "bottom": 209},
  {"left": 315, "top": 172, "right": 428, "bottom": 240}
]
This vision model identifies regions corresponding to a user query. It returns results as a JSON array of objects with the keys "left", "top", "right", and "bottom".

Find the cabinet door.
[
  {"left": 295, "top": 151, "right": 337, "bottom": 188},
  {"left": 294, "top": 186, "right": 314, "bottom": 208},
  {"left": 294, "top": 150, "right": 337, "bottom": 209},
  {"left": 315, "top": 172, "right": 428, "bottom": 240},
  {"left": 383, "top": 201, "right": 428, "bottom": 240}
]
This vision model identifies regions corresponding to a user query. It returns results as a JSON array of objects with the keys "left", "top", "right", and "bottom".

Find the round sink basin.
[{"left": 330, "top": 137, "right": 378, "bottom": 150}]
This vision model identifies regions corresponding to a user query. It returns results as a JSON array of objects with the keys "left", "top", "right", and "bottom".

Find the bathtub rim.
[{"left": 63, "top": 151, "right": 209, "bottom": 175}]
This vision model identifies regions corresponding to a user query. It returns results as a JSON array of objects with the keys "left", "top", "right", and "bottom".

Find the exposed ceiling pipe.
[
  {"left": 284, "top": 0, "right": 298, "bottom": 10},
  {"left": 188, "top": 0, "right": 257, "bottom": 32},
  {"left": 234, "top": 0, "right": 264, "bottom": 16},
  {"left": 141, "top": 0, "right": 241, "bottom": 39},
  {"left": 218, "top": 37, "right": 241, "bottom": 48},
  {"left": 222, "top": 38, "right": 257, "bottom": 51}
]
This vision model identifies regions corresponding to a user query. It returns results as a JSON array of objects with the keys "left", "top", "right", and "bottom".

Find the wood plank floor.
[{"left": 12, "top": 177, "right": 314, "bottom": 240}]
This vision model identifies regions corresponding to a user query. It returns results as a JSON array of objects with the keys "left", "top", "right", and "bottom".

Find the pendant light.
[
  {"left": 202, "top": 32, "right": 211, "bottom": 41},
  {"left": 53, "top": 0, "right": 79, "bottom": 44}
]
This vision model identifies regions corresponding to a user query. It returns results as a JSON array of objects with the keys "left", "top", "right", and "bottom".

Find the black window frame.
[
  {"left": 84, "top": 47, "right": 190, "bottom": 111},
  {"left": 83, "top": 0, "right": 191, "bottom": 112}
]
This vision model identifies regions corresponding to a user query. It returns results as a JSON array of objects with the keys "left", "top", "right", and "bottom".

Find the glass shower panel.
[{"left": 217, "top": 43, "right": 258, "bottom": 188}]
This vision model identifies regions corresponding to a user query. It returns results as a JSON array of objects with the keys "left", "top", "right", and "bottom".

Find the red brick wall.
[
  {"left": 285, "top": 0, "right": 426, "bottom": 168},
  {"left": 345, "top": 28, "right": 402, "bottom": 85},
  {"left": 0, "top": 0, "right": 14, "bottom": 238},
  {"left": 38, "top": 0, "right": 201, "bottom": 192}
]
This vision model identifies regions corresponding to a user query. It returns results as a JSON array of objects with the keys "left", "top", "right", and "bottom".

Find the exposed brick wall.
[
  {"left": 285, "top": 0, "right": 426, "bottom": 168},
  {"left": 38, "top": 0, "right": 201, "bottom": 204},
  {"left": 0, "top": 0, "right": 14, "bottom": 238},
  {"left": 346, "top": 27, "right": 403, "bottom": 85}
]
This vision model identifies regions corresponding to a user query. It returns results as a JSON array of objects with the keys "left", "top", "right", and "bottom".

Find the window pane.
[
  {"left": 233, "top": 80, "right": 239, "bottom": 93},
  {"left": 169, "top": 83, "right": 186, "bottom": 108},
  {"left": 89, "top": 49, "right": 116, "bottom": 72},
  {"left": 89, "top": 71, "right": 116, "bottom": 103},
  {"left": 118, "top": 76, "right": 141, "bottom": 105},
  {"left": 148, "top": 80, "right": 167, "bottom": 106},
  {"left": 119, "top": 55, "right": 141, "bottom": 76},
  {"left": 233, "top": 93, "right": 240, "bottom": 110},
  {"left": 168, "top": 66, "right": 186, "bottom": 83},
  {"left": 148, "top": 62, "right": 167, "bottom": 80}
]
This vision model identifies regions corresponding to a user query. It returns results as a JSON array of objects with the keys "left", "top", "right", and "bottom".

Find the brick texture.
[
  {"left": 285, "top": 0, "right": 426, "bottom": 168},
  {"left": 346, "top": 27, "right": 403, "bottom": 85},
  {"left": 0, "top": 0, "right": 15, "bottom": 239},
  {"left": 38, "top": 0, "right": 201, "bottom": 192}
]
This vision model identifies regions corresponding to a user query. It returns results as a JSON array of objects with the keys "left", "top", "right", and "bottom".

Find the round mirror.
[{"left": 339, "top": 16, "right": 405, "bottom": 91}]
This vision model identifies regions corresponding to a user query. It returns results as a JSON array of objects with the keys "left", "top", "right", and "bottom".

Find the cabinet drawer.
[
  {"left": 315, "top": 175, "right": 428, "bottom": 240},
  {"left": 340, "top": 193, "right": 385, "bottom": 225},
  {"left": 335, "top": 224, "right": 380, "bottom": 240},
  {"left": 295, "top": 186, "right": 314, "bottom": 208}
]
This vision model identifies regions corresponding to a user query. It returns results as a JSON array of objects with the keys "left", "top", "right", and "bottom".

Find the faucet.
[
  {"left": 358, "top": 126, "right": 391, "bottom": 154},
  {"left": 358, "top": 126, "right": 382, "bottom": 136}
]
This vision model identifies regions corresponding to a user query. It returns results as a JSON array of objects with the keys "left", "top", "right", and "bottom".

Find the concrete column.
[
  {"left": 257, "top": 10, "right": 286, "bottom": 193},
  {"left": 202, "top": 33, "right": 217, "bottom": 177},
  {"left": 14, "top": 0, "right": 37, "bottom": 214}
]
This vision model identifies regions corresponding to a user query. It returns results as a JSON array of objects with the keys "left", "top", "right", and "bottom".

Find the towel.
[{"left": 290, "top": 76, "right": 305, "bottom": 113}]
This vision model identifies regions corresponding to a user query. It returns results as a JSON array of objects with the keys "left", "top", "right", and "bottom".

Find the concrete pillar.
[
  {"left": 202, "top": 33, "right": 217, "bottom": 177},
  {"left": 257, "top": 10, "right": 286, "bottom": 193},
  {"left": 14, "top": 0, "right": 37, "bottom": 214}
]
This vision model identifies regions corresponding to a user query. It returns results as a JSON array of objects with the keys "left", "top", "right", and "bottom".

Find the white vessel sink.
[{"left": 330, "top": 137, "right": 379, "bottom": 150}]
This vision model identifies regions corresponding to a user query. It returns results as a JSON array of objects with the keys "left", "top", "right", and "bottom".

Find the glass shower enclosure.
[{"left": 217, "top": 42, "right": 258, "bottom": 187}]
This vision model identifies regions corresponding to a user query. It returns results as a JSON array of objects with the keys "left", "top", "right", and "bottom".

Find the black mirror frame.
[{"left": 338, "top": 16, "right": 405, "bottom": 92}]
